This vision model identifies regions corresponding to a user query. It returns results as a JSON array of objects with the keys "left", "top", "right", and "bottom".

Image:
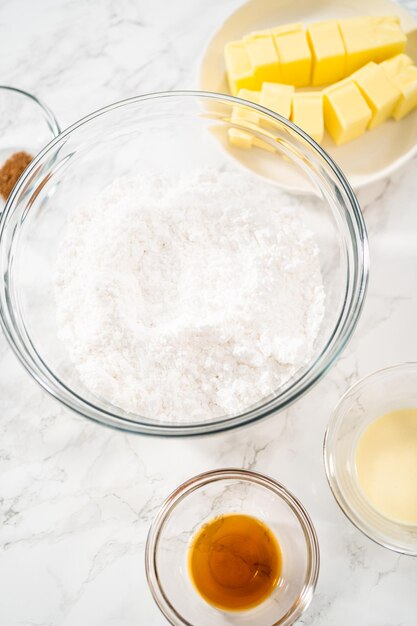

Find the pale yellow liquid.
[{"left": 355, "top": 408, "right": 417, "bottom": 525}]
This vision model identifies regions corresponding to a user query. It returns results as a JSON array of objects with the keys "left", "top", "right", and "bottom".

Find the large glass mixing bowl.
[{"left": 0, "top": 91, "right": 368, "bottom": 435}]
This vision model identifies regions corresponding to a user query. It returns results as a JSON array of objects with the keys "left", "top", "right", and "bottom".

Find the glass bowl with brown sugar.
[{"left": 0, "top": 86, "right": 60, "bottom": 204}]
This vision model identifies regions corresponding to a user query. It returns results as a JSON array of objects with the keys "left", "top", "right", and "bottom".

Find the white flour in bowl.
[{"left": 55, "top": 169, "right": 325, "bottom": 422}]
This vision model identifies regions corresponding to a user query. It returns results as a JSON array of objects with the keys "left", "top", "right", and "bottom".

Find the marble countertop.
[{"left": 1, "top": 1, "right": 417, "bottom": 624}]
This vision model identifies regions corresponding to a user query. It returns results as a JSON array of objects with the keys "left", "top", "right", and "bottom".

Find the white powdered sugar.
[{"left": 55, "top": 169, "right": 325, "bottom": 422}]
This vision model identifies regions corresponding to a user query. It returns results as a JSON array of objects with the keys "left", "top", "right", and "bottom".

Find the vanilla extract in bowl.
[{"left": 188, "top": 513, "right": 282, "bottom": 611}]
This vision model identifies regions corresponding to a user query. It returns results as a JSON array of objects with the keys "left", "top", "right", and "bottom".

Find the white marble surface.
[{"left": 1, "top": 0, "right": 417, "bottom": 624}]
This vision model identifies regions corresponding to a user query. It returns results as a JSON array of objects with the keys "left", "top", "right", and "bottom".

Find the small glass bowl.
[
  {"left": 324, "top": 362, "right": 417, "bottom": 556},
  {"left": 145, "top": 469, "right": 319, "bottom": 626},
  {"left": 0, "top": 86, "right": 60, "bottom": 205}
]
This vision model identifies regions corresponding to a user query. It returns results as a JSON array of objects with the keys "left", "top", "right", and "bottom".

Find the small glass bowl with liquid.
[
  {"left": 145, "top": 469, "right": 319, "bottom": 626},
  {"left": 324, "top": 362, "right": 417, "bottom": 556}
]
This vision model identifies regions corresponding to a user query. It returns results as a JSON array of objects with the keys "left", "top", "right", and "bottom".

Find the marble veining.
[{"left": 1, "top": 1, "right": 417, "bottom": 624}]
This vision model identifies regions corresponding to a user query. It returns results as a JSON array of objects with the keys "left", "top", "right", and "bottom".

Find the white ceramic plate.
[{"left": 200, "top": 0, "right": 417, "bottom": 191}]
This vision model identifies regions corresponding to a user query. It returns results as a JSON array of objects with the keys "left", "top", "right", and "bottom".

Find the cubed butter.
[
  {"left": 228, "top": 127, "right": 254, "bottom": 149},
  {"left": 224, "top": 41, "right": 255, "bottom": 95},
  {"left": 324, "top": 79, "right": 372, "bottom": 144},
  {"left": 229, "top": 89, "right": 260, "bottom": 149},
  {"left": 252, "top": 136, "right": 277, "bottom": 152},
  {"left": 291, "top": 92, "right": 324, "bottom": 143},
  {"left": 227, "top": 128, "right": 276, "bottom": 153},
  {"left": 260, "top": 82, "right": 295, "bottom": 119},
  {"left": 307, "top": 20, "right": 346, "bottom": 86},
  {"left": 370, "top": 16, "right": 407, "bottom": 62},
  {"left": 380, "top": 53, "right": 413, "bottom": 77},
  {"left": 237, "top": 88, "right": 261, "bottom": 104},
  {"left": 385, "top": 65, "right": 417, "bottom": 120},
  {"left": 231, "top": 89, "right": 261, "bottom": 125},
  {"left": 244, "top": 34, "right": 280, "bottom": 84},
  {"left": 243, "top": 30, "right": 271, "bottom": 39},
  {"left": 352, "top": 62, "right": 401, "bottom": 128},
  {"left": 272, "top": 23, "right": 312, "bottom": 87},
  {"left": 339, "top": 16, "right": 406, "bottom": 76}
]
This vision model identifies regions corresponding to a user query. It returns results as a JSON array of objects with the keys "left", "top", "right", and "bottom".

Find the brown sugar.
[
  {"left": 0, "top": 151, "right": 33, "bottom": 200},
  {"left": 188, "top": 513, "right": 282, "bottom": 611}
]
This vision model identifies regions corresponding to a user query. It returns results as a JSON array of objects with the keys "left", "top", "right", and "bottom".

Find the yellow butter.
[
  {"left": 339, "top": 16, "right": 406, "bottom": 76},
  {"left": 307, "top": 20, "right": 346, "bottom": 86},
  {"left": 224, "top": 41, "right": 256, "bottom": 95},
  {"left": 228, "top": 127, "right": 254, "bottom": 149},
  {"left": 229, "top": 89, "right": 260, "bottom": 150},
  {"left": 272, "top": 23, "right": 311, "bottom": 87},
  {"left": 228, "top": 127, "right": 276, "bottom": 153},
  {"left": 231, "top": 89, "right": 261, "bottom": 125},
  {"left": 244, "top": 34, "right": 280, "bottom": 85},
  {"left": 380, "top": 53, "right": 413, "bottom": 77},
  {"left": 291, "top": 92, "right": 324, "bottom": 143},
  {"left": 370, "top": 16, "right": 407, "bottom": 62},
  {"left": 252, "top": 136, "right": 277, "bottom": 152},
  {"left": 229, "top": 87, "right": 278, "bottom": 152},
  {"left": 385, "top": 64, "right": 417, "bottom": 120},
  {"left": 352, "top": 62, "right": 401, "bottom": 129},
  {"left": 243, "top": 30, "right": 271, "bottom": 40},
  {"left": 237, "top": 88, "right": 261, "bottom": 104},
  {"left": 324, "top": 79, "right": 372, "bottom": 144},
  {"left": 260, "top": 82, "right": 294, "bottom": 119},
  {"left": 228, "top": 130, "right": 276, "bottom": 152}
]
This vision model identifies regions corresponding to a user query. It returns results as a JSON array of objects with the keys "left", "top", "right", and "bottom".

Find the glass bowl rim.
[
  {"left": 323, "top": 361, "right": 417, "bottom": 556},
  {"left": 0, "top": 90, "right": 369, "bottom": 436},
  {"left": 0, "top": 84, "right": 61, "bottom": 140},
  {"left": 145, "top": 468, "right": 320, "bottom": 626}
]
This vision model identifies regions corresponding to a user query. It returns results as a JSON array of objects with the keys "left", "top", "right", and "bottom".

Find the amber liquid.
[{"left": 188, "top": 513, "right": 282, "bottom": 611}]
